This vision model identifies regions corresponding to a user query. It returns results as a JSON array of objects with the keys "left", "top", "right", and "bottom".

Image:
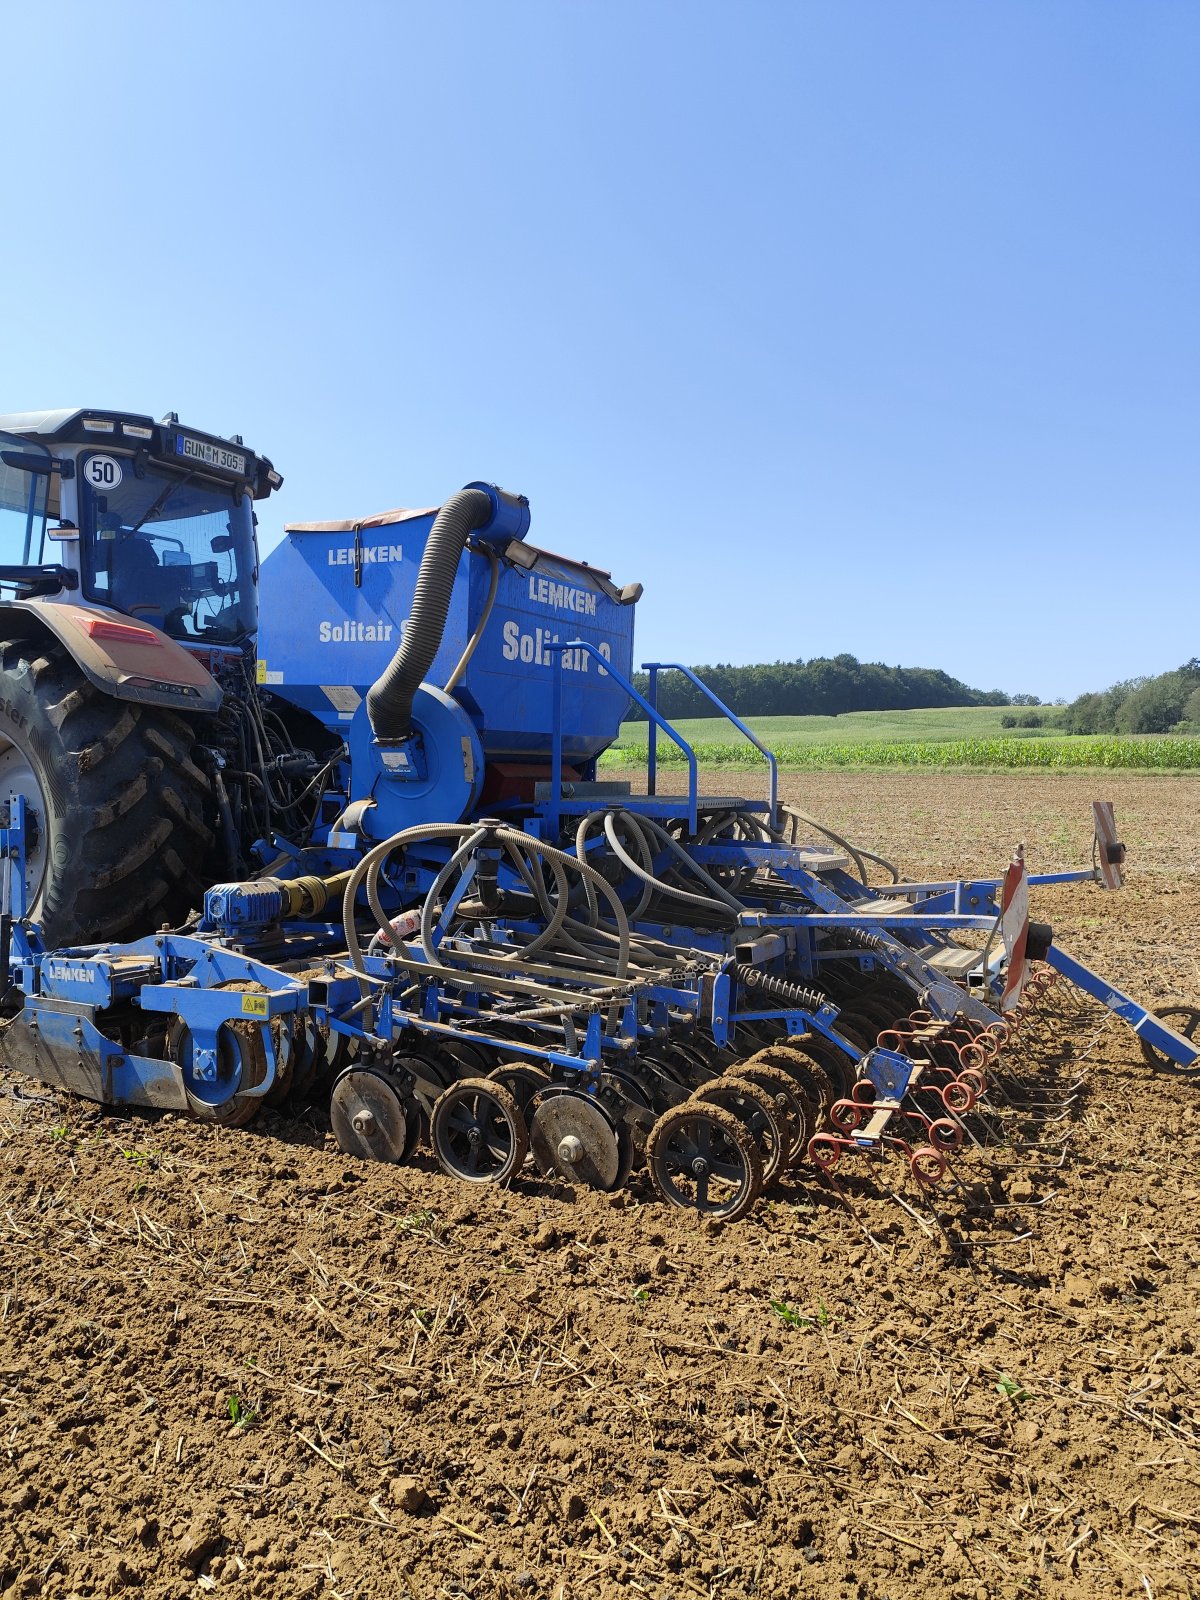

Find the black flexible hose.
[{"left": 365, "top": 487, "right": 494, "bottom": 740}]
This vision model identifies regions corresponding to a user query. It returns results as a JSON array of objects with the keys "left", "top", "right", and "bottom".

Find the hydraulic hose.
[
  {"left": 419, "top": 826, "right": 493, "bottom": 966},
  {"left": 344, "top": 822, "right": 634, "bottom": 1016},
  {"left": 578, "top": 810, "right": 655, "bottom": 923},
  {"left": 499, "top": 840, "right": 573, "bottom": 958},
  {"left": 780, "top": 804, "right": 899, "bottom": 886},
  {"left": 602, "top": 811, "right": 732, "bottom": 917},
  {"left": 629, "top": 811, "right": 747, "bottom": 915},
  {"left": 365, "top": 487, "right": 494, "bottom": 740},
  {"left": 342, "top": 822, "right": 483, "bottom": 999}
]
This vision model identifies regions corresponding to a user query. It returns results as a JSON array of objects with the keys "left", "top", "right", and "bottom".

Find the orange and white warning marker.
[{"left": 999, "top": 843, "right": 1030, "bottom": 1013}]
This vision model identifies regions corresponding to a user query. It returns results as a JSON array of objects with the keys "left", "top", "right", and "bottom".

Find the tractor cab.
[{"left": 0, "top": 409, "right": 281, "bottom": 644}]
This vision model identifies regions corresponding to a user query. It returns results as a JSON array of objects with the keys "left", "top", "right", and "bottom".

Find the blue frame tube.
[{"left": 1046, "top": 943, "right": 1199, "bottom": 1069}]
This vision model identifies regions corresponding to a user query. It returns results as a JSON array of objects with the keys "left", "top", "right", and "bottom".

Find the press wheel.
[
  {"left": 731, "top": 1061, "right": 811, "bottom": 1164},
  {"left": 489, "top": 1060, "right": 552, "bottom": 1119},
  {"left": 438, "top": 1037, "right": 492, "bottom": 1078},
  {"left": 689, "top": 1075, "right": 787, "bottom": 1187},
  {"left": 798, "top": 1034, "right": 860, "bottom": 1098},
  {"left": 645, "top": 1102, "right": 762, "bottom": 1222},
  {"left": 1140, "top": 1005, "right": 1200, "bottom": 1077},
  {"left": 745, "top": 1044, "right": 836, "bottom": 1119},
  {"left": 429, "top": 1077, "right": 528, "bottom": 1185}
]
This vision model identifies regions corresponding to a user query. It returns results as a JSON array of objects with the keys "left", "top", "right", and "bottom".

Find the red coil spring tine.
[
  {"left": 958, "top": 1066, "right": 988, "bottom": 1099},
  {"left": 921, "top": 1058, "right": 956, "bottom": 1086},
  {"left": 808, "top": 1133, "right": 843, "bottom": 1170},
  {"left": 882, "top": 1132, "right": 915, "bottom": 1159},
  {"left": 877, "top": 1029, "right": 906, "bottom": 1052},
  {"left": 850, "top": 1078, "right": 877, "bottom": 1105},
  {"left": 956, "top": 1040, "right": 987, "bottom": 1071},
  {"left": 966, "top": 1020, "right": 1001, "bottom": 1058},
  {"left": 830, "top": 1098, "right": 864, "bottom": 1134},
  {"left": 910, "top": 1145, "right": 947, "bottom": 1187},
  {"left": 941, "top": 1078, "right": 976, "bottom": 1114},
  {"left": 928, "top": 1117, "right": 963, "bottom": 1154}
]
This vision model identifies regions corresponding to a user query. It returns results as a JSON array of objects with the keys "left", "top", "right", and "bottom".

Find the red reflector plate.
[{"left": 83, "top": 618, "right": 162, "bottom": 646}]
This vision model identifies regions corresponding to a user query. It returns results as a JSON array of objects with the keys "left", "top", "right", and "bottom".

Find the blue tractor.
[{"left": 0, "top": 409, "right": 1194, "bottom": 1220}]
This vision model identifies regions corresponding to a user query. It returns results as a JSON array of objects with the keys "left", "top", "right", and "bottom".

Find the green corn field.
[{"left": 603, "top": 735, "right": 1200, "bottom": 771}]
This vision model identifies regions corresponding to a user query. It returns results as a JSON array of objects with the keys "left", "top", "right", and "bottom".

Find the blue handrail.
[
  {"left": 641, "top": 662, "right": 778, "bottom": 828},
  {"left": 545, "top": 640, "right": 699, "bottom": 833}
]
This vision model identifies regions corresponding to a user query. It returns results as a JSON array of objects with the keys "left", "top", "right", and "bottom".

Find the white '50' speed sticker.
[{"left": 84, "top": 454, "right": 124, "bottom": 490}]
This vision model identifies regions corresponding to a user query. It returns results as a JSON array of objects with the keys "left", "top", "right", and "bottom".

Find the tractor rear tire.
[{"left": 0, "top": 633, "right": 215, "bottom": 947}]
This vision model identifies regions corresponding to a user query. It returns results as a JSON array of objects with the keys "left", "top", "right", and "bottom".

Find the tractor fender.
[{"left": 0, "top": 598, "right": 222, "bottom": 714}]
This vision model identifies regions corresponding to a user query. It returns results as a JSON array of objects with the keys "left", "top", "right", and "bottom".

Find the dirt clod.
[
  {"left": 176, "top": 1510, "right": 223, "bottom": 1569},
  {"left": 389, "top": 1474, "right": 428, "bottom": 1513}
]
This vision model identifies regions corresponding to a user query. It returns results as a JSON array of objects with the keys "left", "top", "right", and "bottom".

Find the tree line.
[
  {"left": 1059, "top": 659, "right": 1200, "bottom": 735},
  {"left": 626, "top": 654, "right": 1011, "bottom": 720}
]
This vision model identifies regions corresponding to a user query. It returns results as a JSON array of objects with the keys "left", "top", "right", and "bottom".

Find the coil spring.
[
  {"left": 729, "top": 962, "right": 827, "bottom": 1014},
  {"left": 831, "top": 927, "right": 887, "bottom": 953}
]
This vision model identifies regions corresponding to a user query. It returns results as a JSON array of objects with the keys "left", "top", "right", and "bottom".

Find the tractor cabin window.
[
  {"left": 0, "top": 433, "right": 52, "bottom": 567},
  {"left": 79, "top": 454, "right": 259, "bottom": 644}
]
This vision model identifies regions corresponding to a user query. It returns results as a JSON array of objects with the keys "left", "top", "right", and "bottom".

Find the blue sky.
[{"left": 3, "top": 2, "right": 1196, "bottom": 700}]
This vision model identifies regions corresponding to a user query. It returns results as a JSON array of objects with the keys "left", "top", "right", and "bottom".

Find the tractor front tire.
[{"left": 0, "top": 633, "right": 215, "bottom": 948}]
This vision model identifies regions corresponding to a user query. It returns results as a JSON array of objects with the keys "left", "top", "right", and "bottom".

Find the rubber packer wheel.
[
  {"left": 488, "top": 1061, "right": 551, "bottom": 1118},
  {"left": 645, "top": 1102, "right": 763, "bottom": 1222},
  {"left": 732, "top": 1060, "right": 813, "bottom": 1164},
  {"left": 689, "top": 1075, "right": 787, "bottom": 1188},
  {"left": 746, "top": 1044, "right": 837, "bottom": 1117},
  {"left": 429, "top": 1077, "right": 529, "bottom": 1185},
  {"left": 0, "top": 633, "right": 214, "bottom": 946}
]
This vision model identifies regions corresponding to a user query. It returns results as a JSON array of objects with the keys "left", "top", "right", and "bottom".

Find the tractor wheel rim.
[{"left": 0, "top": 740, "right": 48, "bottom": 906}]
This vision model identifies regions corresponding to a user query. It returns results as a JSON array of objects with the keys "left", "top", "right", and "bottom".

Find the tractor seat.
[{"left": 110, "top": 537, "right": 183, "bottom": 619}]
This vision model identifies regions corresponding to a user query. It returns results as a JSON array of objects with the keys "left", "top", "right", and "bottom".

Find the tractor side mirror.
[
  {"left": 210, "top": 534, "right": 234, "bottom": 552},
  {"left": 0, "top": 451, "right": 74, "bottom": 479}
]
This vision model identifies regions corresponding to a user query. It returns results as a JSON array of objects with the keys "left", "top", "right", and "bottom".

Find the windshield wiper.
[{"left": 127, "top": 470, "right": 196, "bottom": 538}]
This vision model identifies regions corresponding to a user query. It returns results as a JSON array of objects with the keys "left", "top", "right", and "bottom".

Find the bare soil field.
[{"left": 1, "top": 772, "right": 1198, "bottom": 1600}]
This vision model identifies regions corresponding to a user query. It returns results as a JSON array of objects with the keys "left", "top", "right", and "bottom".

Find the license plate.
[{"left": 175, "top": 434, "right": 247, "bottom": 477}]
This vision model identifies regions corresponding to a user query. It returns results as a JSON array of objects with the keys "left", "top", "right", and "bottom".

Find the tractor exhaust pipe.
[{"left": 365, "top": 483, "right": 529, "bottom": 742}]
